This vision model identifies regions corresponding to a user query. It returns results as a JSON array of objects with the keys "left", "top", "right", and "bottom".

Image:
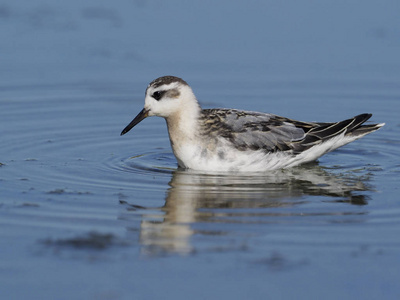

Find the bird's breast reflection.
[{"left": 120, "top": 163, "right": 370, "bottom": 256}]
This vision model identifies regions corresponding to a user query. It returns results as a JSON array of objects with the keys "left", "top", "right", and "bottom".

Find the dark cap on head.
[{"left": 148, "top": 76, "right": 188, "bottom": 90}]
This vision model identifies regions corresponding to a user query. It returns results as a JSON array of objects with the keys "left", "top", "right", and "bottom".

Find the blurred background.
[{"left": 2, "top": 0, "right": 399, "bottom": 92}]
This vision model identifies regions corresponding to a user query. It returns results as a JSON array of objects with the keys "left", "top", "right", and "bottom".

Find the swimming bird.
[{"left": 121, "top": 76, "right": 384, "bottom": 172}]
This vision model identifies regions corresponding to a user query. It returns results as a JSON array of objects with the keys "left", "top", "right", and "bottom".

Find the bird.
[{"left": 121, "top": 76, "right": 384, "bottom": 172}]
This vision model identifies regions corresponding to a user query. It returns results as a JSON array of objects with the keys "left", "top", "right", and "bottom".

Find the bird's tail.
[
  {"left": 347, "top": 114, "right": 385, "bottom": 137},
  {"left": 293, "top": 113, "right": 384, "bottom": 154},
  {"left": 310, "top": 113, "right": 384, "bottom": 140}
]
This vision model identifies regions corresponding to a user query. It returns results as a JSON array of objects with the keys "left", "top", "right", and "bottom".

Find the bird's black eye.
[{"left": 152, "top": 91, "right": 164, "bottom": 101}]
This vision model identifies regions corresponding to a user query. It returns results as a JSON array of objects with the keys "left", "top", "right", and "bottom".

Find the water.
[{"left": 1, "top": 1, "right": 400, "bottom": 299}]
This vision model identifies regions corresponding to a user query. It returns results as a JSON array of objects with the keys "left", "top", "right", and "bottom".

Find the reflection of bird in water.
[
  {"left": 121, "top": 76, "right": 384, "bottom": 172},
  {"left": 120, "top": 164, "right": 371, "bottom": 255}
]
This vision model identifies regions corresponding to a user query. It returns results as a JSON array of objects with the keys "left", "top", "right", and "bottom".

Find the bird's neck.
[
  {"left": 166, "top": 108, "right": 200, "bottom": 138},
  {"left": 165, "top": 102, "right": 201, "bottom": 151}
]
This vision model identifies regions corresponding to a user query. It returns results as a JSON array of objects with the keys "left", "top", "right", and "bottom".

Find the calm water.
[{"left": 1, "top": 1, "right": 400, "bottom": 299}]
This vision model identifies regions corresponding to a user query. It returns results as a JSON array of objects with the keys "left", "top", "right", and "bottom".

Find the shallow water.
[{"left": 1, "top": 1, "right": 400, "bottom": 299}]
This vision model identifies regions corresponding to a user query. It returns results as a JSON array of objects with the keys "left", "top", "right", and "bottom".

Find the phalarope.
[{"left": 121, "top": 76, "right": 384, "bottom": 172}]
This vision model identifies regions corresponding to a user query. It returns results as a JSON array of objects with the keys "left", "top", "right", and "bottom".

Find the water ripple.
[{"left": 1, "top": 83, "right": 399, "bottom": 258}]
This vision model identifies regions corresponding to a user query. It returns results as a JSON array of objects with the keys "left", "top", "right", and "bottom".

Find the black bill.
[{"left": 120, "top": 108, "right": 149, "bottom": 136}]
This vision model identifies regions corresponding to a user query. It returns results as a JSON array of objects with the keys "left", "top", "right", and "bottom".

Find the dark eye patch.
[{"left": 152, "top": 90, "right": 165, "bottom": 101}]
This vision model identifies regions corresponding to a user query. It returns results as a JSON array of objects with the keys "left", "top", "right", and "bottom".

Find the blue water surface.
[{"left": 1, "top": 1, "right": 400, "bottom": 299}]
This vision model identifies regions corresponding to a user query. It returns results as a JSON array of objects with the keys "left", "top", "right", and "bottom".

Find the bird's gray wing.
[
  {"left": 200, "top": 110, "right": 379, "bottom": 154},
  {"left": 200, "top": 109, "right": 312, "bottom": 152}
]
